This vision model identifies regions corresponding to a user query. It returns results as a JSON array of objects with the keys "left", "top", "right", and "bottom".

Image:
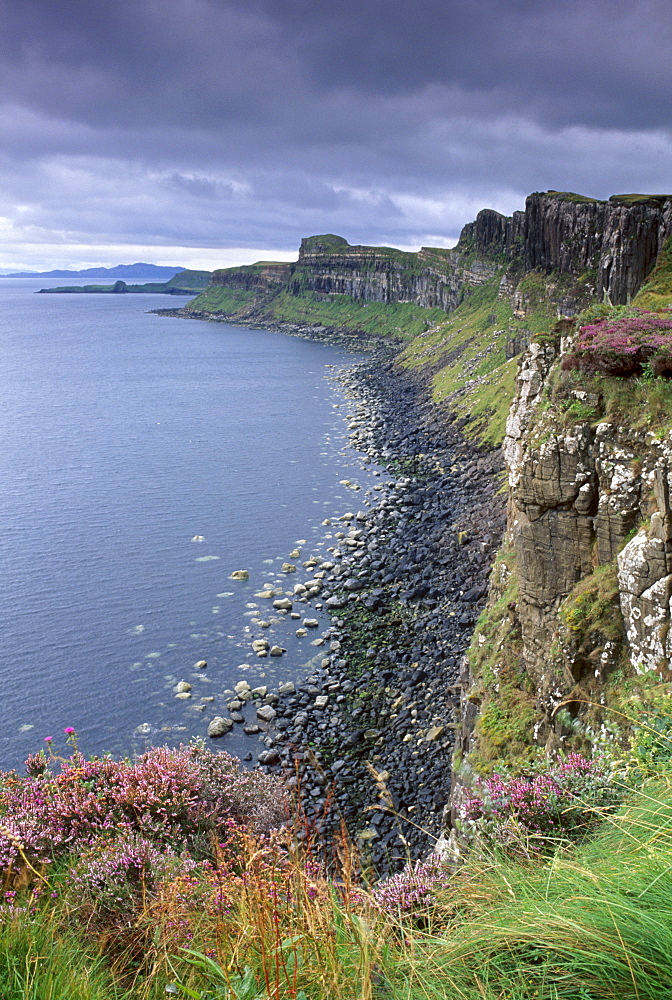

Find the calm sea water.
[{"left": 0, "top": 280, "right": 378, "bottom": 769}]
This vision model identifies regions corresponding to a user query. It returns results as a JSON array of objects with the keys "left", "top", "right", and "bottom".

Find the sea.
[{"left": 0, "top": 279, "right": 381, "bottom": 771}]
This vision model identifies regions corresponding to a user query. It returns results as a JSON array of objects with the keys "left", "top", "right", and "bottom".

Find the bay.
[{"left": 0, "top": 280, "right": 378, "bottom": 769}]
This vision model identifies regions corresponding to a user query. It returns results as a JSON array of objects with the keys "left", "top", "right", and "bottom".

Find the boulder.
[
  {"left": 229, "top": 570, "right": 249, "bottom": 580},
  {"left": 208, "top": 717, "right": 233, "bottom": 738}
]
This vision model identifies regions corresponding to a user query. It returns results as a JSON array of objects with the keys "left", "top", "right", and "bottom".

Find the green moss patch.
[{"left": 462, "top": 552, "right": 540, "bottom": 773}]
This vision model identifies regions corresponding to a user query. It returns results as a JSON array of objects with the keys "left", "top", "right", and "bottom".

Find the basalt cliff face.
[
  {"left": 287, "top": 233, "right": 500, "bottom": 311},
  {"left": 192, "top": 192, "right": 672, "bottom": 322},
  {"left": 454, "top": 323, "right": 672, "bottom": 806},
  {"left": 523, "top": 193, "right": 672, "bottom": 305}
]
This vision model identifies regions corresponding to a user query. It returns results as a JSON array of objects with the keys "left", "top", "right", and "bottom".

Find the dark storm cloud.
[{"left": 1, "top": 0, "right": 671, "bottom": 266}]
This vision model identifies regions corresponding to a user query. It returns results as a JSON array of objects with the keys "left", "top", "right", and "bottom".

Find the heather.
[
  {"left": 0, "top": 734, "right": 671, "bottom": 998},
  {"left": 562, "top": 309, "right": 672, "bottom": 376},
  {"left": 458, "top": 751, "right": 621, "bottom": 852}
]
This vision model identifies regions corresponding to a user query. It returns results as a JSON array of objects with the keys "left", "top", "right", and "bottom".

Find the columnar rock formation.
[{"left": 200, "top": 193, "right": 672, "bottom": 322}]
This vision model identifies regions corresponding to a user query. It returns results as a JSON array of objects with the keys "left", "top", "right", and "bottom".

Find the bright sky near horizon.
[{"left": 1, "top": 0, "right": 671, "bottom": 271}]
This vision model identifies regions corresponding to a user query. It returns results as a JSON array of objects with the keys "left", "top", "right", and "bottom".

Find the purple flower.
[
  {"left": 63, "top": 727, "right": 76, "bottom": 735},
  {"left": 562, "top": 311, "right": 672, "bottom": 377},
  {"left": 44, "top": 737, "right": 52, "bottom": 743}
]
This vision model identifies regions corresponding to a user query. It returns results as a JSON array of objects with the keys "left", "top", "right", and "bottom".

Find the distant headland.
[{"left": 2, "top": 263, "right": 186, "bottom": 280}]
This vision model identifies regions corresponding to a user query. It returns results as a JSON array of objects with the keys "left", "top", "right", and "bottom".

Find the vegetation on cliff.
[{"left": 3, "top": 729, "right": 672, "bottom": 998}]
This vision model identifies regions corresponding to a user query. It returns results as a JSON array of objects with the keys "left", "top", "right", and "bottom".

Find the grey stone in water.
[
  {"left": 278, "top": 681, "right": 296, "bottom": 695},
  {"left": 257, "top": 705, "right": 277, "bottom": 722},
  {"left": 193, "top": 660, "right": 207, "bottom": 669},
  {"left": 173, "top": 681, "right": 192, "bottom": 693},
  {"left": 273, "top": 598, "right": 293, "bottom": 611},
  {"left": 208, "top": 717, "right": 233, "bottom": 738},
  {"left": 230, "top": 570, "right": 249, "bottom": 580},
  {"left": 269, "top": 645, "right": 285, "bottom": 656}
]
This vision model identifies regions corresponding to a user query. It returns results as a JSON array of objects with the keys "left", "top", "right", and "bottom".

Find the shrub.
[
  {"left": 562, "top": 311, "right": 672, "bottom": 376},
  {"left": 0, "top": 740, "right": 288, "bottom": 883},
  {"left": 371, "top": 854, "right": 450, "bottom": 914},
  {"left": 70, "top": 834, "right": 195, "bottom": 930},
  {"left": 458, "top": 752, "right": 620, "bottom": 851}
]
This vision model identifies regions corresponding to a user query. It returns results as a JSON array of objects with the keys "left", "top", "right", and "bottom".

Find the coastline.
[
  {"left": 151, "top": 306, "right": 404, "bottom": 354},
  {"left": 156, "top": 304, "right": 504, "bottom": 870},
  {"left": 250, "top": 354, "right": 504, "bottom": 870}
]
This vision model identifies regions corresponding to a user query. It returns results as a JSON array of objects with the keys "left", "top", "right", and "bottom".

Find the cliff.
[
  {"left": 454, "top": 295, "right": 672, "bottom": 804},
  {"left": 176, "top": 192, "right": 672, "bottom": 793},
  {"left": 287, "top": 233, "right": 501, "bottom": 311},
  {"left": 183, "top": 192, "right": 672, "bottom": 450},
  {"left": 523, "top": 193, "right": 672, "bottom": 304},
  {"left": 186, "top": 191, "right": 672, "bottom": 327}
]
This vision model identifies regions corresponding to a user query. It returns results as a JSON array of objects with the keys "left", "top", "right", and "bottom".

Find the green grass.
[
  {"left": 263, "top": 290, "right": 444, "bottom": 340},
  {"left": 398, "top": 272, "right": 561, "bottom": 447},
  {"left": 185, "top": 285, "right": 258, "bottom": 315},
  {"left": 633, "top": 235, "right": 672, "bottom": 310},
  {"left": 0, "top": 904, "right": 121, "bottom": 999},
  {"left": 610, "top": 193, "right": 672, "bottom": 206},
  {"left": 543, "top": 190, "right": 604, "bottom": 204},
  {"left": 165, "top": 270, "right": 212, "bottom": 291},
  {"left": 398, "top": 779, "right": 672, "bottom": 1000},
  {"left": 186, "top": 283, "right": 447, "bottom": 342}
]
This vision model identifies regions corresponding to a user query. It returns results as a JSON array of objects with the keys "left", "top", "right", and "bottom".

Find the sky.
[{"left": 1, "top": 0, "right": 671, "bottom": 271}]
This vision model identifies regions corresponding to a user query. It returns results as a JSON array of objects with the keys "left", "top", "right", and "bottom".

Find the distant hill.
[{"left": 3, "top": 263, "right": 186, "bottom": 280}]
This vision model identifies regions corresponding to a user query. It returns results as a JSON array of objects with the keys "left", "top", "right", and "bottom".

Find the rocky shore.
[
  {"left": 239, "top": 355, "right": 505, "bottom": 872},
  {"left": 157, "top": 305, "right": 504, "bottom": 871},
  {"left": 152, "top": 307, "right": 403, "bottom": 354}
]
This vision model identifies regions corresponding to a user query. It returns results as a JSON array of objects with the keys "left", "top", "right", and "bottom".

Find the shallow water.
[{"left": 0, "top": 280, "right": 379, "bottom": 769}]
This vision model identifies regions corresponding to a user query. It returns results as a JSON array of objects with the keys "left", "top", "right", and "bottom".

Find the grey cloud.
[{"left": 1, "top": 0, "right": 671, "bottom": 266}]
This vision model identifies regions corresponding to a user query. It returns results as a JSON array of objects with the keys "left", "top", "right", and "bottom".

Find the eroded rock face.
[
  {"left": 290, "top": 237, "right": 490, "bottom": 311},
  {"left": 503, "top": 341, "right": 672, "bottom": 700},
  {"left": 524, "top": 193, "right": 672, "bottom": 305},
  {"left": 617, "top": 529, "right": 672, "bottom": 671},
  {"left": 196, "top": 193, "right": 672, "bottom": 321}
]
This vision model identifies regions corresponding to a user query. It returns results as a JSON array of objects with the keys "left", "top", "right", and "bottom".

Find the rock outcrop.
[
  {"left": 209, "top": 261, "right": 291, "bottom": 292},
  {"left": 524, "top": 193, "right": 672, "bottom": 305},
  {"left": 456, "top": 322, "right": 672, "bottom": 786},
  {"left": 196, "top": 192, "right": 672, "bottom": 323}
]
